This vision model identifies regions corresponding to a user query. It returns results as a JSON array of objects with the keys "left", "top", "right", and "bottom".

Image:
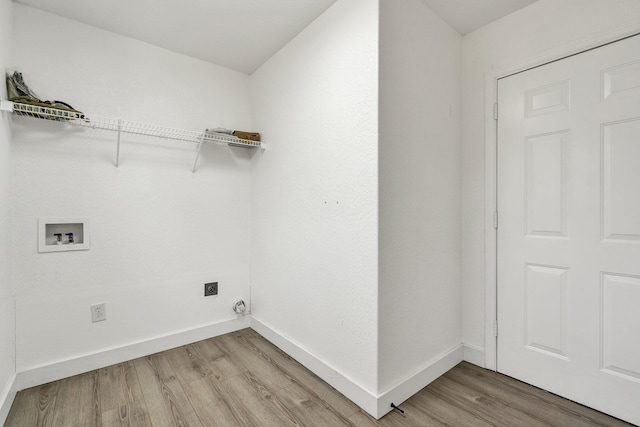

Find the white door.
[{"left": 497, "top": 34, "right": 640, "bottom": 425}]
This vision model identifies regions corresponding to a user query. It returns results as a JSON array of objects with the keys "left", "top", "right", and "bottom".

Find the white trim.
[
  {"left": 496, "top": 24, "right": 640, "bottom": 80},
  {"left": 251, "top": 316, "right": 464, "bottom": 419},
  {"left": 8, "top": 316, "right": 464, "bottom": 421},
  {"left": 376, "top": 344, "right": 463, "bottom": 418},
  {"left": 0, "top": 373, "right": 18, "bottom": 426},
  {"left": 484, "top": 24, "right": 640, "bottom": 372},
  {"left": 485, "top": 68, "right": 499, "bottom": 371},
  {"left": 250, "top": 316, "right": 379, "bottom": 417},
  {"left": 463, "top": 344, "right": 486, "bottom": 367},
  {"left": 16, "top": 317, "right": 249, "bottom": 390}
]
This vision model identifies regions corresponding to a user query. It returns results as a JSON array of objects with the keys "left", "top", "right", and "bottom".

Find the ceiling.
[
  {"left": 421, "top": 0, "right": 538, "bottom": 35},
  {"left": 15, "top": 0, "right": 538, "bottom": 75},
  {"left": 15, "top": 0, "right": 339, "bottom": 75}
]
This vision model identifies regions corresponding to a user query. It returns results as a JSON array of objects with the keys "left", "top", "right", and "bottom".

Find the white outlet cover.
[{"left": 91, "top": 303, "right": 106, "bottom": 322}]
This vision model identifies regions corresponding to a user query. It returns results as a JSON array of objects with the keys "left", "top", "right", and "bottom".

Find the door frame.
[{"left": 483, "top": 22, "right": 640, "bottom": 371}]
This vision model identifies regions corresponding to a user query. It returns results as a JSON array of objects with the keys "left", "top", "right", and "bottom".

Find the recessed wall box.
[{"left": 38, "top": 218, "right": 90, "bottom": 253}]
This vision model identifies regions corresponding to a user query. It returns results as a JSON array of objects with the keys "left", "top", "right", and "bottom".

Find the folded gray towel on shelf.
[{"left": 205, "top": 127, "right": 234, "bottom": 135}]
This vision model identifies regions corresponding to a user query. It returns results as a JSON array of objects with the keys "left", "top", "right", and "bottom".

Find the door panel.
[
  {"left": 497, "top": 35, "right": 640, "bottom": 425},
  {"left": 602, "top": 119, "right": 640, "bottom": 241},
  {"left": 525, "top": 131, "right": 568, "bottom": 237}
]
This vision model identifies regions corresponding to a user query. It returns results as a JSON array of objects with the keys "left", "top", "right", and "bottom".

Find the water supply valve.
[{"left": 233, "top": 300, "right": 246, "bottom": 314}]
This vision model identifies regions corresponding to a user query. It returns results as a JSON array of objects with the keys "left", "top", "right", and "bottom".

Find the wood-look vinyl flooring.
[{"left": 5, "top": 328, "right": 633, "bottom": 427}]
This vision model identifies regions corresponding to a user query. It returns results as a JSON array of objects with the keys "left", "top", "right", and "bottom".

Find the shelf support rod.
[
  {"left": 115, "top": 119, "right": 122, "bottom": 168},
  {"left": 192, "top": 137, "right": 205, "bottom": 174}
]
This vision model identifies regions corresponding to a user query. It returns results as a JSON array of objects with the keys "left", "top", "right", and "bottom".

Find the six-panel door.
[{"left": 497, "top": 35, "right": 640, "bottom": 425}]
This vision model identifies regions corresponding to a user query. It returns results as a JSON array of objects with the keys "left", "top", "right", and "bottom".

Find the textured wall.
[
  {"left": 378, "top": 0, "right": 462, "bottom": 393},
  {"left": 250, "top": 0, "right": 379, "bottom": 394},
  {"left": 11, "top": 4, "right": 253, "bottom": 372},
  {"left": 0, "top": 0, "right": 15, "bottom": 422},
  {"left": 461, "top": 0, "right": 640, "bottom": 357}
]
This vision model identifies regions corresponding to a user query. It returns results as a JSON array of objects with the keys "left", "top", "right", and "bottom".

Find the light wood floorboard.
[{"left": 5, "top": 328, "right": 634, "bottom": 426}]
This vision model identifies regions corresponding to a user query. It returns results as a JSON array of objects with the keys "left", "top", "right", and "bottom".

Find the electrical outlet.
[
  {"left": 204, "top": 282, "right": 218, "bottom": 296},
  {"left": 91, "top": 303, "right": 106, "bottom": 323}
]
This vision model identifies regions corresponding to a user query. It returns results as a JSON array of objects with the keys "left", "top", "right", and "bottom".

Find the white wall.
[
  {"left": 250, "top": 0, "right": 379, "bottom": 398},
  {"left": 6, "top": 0, "right": 640, "bottom": 420},
  {"left": 461, "top": 0, "right": 640, "bottom": 360},
  {"left": 0, "top": 0, "right": 15, "bottom": 423},
  {"left": 11, "top": 4, "right": 253, "bottom": 380},
  {"left": 378, "top": 0, "right": 461, "bottom": 396}
]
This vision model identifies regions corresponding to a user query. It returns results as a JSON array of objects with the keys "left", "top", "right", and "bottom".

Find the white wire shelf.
[{"left": 0, "top": 100, "right": 262, "bottom": 172}]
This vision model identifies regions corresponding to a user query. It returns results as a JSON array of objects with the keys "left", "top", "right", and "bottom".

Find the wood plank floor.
[{"left": 5, "top": 328, "right": 633, "bottom": 426}]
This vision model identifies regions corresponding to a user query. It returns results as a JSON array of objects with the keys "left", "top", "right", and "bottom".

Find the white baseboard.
[
  {"left": 10, "top": 315, "right": 468, "bottom": 422},
  {"left": 463, "top": 344, "right": 486, "bottom": 368},
  {"left": 16, "top": 316, "right": 250, "bottom": 390},
  {"left": 376, "top": 343, "right": 464, "bottom": 418},
  {"left": 250, "top": 316, "right": 379, "bottom": 417},
  {"left": 251, "top": 316, "right": 464, "bottom": 419},
  {"left": 0, "top": 373, "right": 18, "bottom": 426}
]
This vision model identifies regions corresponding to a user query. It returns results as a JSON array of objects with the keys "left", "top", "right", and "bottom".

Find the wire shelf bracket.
[
  {"left": 0, "top": 100, "right": 263, "bottom": 172},
  {"left": 116, "top": 119, "right": 122, "bottom": 168},
  {"left": 192, "top": 137, "right": 205, "bottom": 174}
]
